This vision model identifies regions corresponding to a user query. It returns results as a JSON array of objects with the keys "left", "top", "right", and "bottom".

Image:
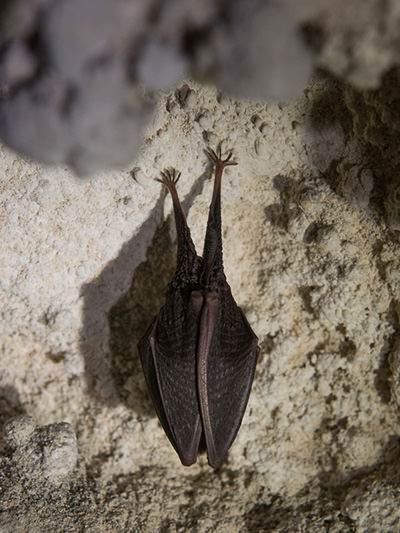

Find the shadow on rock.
[
  {"left": 107, "top": 218, "right": 176, "bottom": 415},
  {"left": 244, "top": 434, "right": 400, "bottom": 532},
  {"left": 0, "top": 385, "right": 24, "bottom": 427},
  {"left": 79, "top": 194, "right": 166, "bottom": 415},
  {"left": 79, "top": 168, "right": 209, "bottom": 416}
]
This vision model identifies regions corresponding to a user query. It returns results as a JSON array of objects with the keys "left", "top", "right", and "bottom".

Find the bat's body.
[{"left": 138, "top": 147, "right": 259, "bottom": 468}]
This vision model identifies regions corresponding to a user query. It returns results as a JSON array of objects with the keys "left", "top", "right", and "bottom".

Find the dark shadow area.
[
  {"left": 305, "top": 72, "right": 354, "bottom": 200},
  {"left": 374, "top": 299, "right": 400, "bottom": 404},
  {"left": 244, "top": 434, "right": 400, "bottom": 532},
  {"left": 108, "top": 218, "right": 176, "bottom": 415},
  {"left": 0, "top": 385, "right": 24, "bottom": 452},
  {"left": 79, "top": 167, "right": 210, "bottom": 415},
  {"left": 108, "top": 167, "right": 210, "bottom": 414},
  {"left": 308, "top": 69, "right": 400, "bottom": 236},
  {"left": 302, "top": 221, "right": 332, "bottom": 245},
  {"left": 307, "top": 71, "right": 353, "bottom": 133},
  {"left": 79, "top": 193, "right": 166, "bottom": 411},
  {"left": 0, "top": 385, "right": 24, "bottom": 427},
  {"left": 264, "top": 174, "right": 299, "bottom": 231},
  {"left": 298, "top": 285, "right": 322, "bottom": 318},
  {"left": 244, "top": 497, "right": 294, "bottom": 533}
]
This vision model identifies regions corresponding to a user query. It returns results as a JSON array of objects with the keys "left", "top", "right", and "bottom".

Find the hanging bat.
[{"left": 138, "top": 145, "right": 259, "bottom": 468}]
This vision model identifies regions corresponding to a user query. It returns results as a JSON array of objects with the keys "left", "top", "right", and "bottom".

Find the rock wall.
[{"left": 1, "top": 1, "right": 400, "bottom": 532}]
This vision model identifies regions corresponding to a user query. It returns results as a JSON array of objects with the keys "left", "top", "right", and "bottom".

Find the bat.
[{"left": 138, "top": 145, "right": 259, "bottom": 468}]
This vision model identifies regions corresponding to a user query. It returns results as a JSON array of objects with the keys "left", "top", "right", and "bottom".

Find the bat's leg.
[
  {"left": 201, "top": 145, "right": 237, "bottom": 286},
  {"left": 156, "top": 167, "right": 183, "bottom": 216},
  {"left": 156, "top": 168, "right": 198, "bottom": 277},
  {"left": 204, "top": 143, "right": 237, "bottom": 210}
]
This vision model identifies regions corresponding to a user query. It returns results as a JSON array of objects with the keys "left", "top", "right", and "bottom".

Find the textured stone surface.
[
  {"left": 2, "top": 415, "right": 78, "bottom": 485},
  {"left": 2, "top": 1, "right": 400, "bottom": 529},
  {"left": 1, "top": 73, "right": 400, "bottom": 530}
]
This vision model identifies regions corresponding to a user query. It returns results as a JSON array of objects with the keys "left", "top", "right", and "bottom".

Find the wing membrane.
[
  {"left": 198, "top": 285, "right": 259, "bottom": 468},
  {"left": 139, "top": 290, "right": 203, "bottom": 465}
]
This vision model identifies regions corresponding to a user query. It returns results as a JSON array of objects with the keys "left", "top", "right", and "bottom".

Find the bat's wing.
[
  {"left": 197, "top": 287, "right": 259, "bottom": 469},
  {"left": 138, "top": 317, "right": 178, "bottom": 451},
  {"left": 138, "top": 290, "right": 203, "bottom": 466}
]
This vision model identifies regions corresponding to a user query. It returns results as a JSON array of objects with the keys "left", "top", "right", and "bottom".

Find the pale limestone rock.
[
  {"left": 1, "top": 75, "right": 400, "bottom": 530},
  {"left": 2, "top": 416, "right": 78, "bottom": 486}
]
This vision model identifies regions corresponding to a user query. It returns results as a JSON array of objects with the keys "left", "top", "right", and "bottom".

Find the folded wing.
[
  {"left": 197, "top": 286, "right": 259, "bottom": 469},
  {"left": 139, "top": 290, "right": 203, "bottom": 466}
]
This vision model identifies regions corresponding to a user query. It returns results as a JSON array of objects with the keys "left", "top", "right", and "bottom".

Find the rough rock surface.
[
  {"left": 2, "top": 1, "right": 400, "bottom": 531},
  {"left": 2, "top": 72, "right": 400, "bottom": 530}
]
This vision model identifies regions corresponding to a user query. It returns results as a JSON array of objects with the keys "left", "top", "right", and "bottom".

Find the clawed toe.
[
  {"left": 204, "top": 143, "right": 237, "bottom": 167},
  {"left": 155, "top": 168, "right": 181, "bottom": 186}
]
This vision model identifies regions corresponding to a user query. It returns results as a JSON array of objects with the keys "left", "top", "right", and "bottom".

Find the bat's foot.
[
  {"left": 156, "top": 167, "right": 186, "bottom": 217},
  {"left": 155, "top": 168, "right": 181, "bottom": 188},
  {"left": 204, "top": 143, "right": 237, "bottom": 168}
]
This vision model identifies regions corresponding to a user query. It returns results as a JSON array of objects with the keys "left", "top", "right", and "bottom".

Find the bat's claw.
[
  {"left": 155, "top": 168, "right": 181, "bottom": 187},
  {"left": 204, "top": 143, "right": 237, "bottom": 168}
]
